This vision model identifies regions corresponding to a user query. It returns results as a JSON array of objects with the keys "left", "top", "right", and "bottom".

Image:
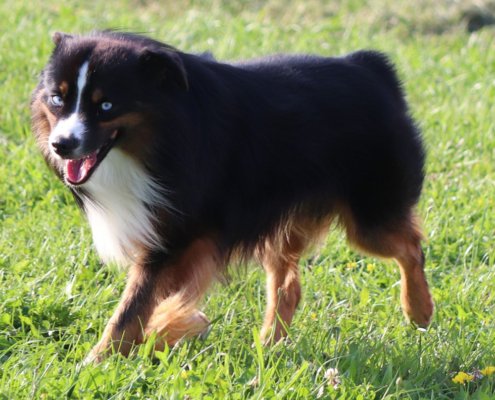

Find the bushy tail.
[{"left": 346, "top": 50, "right": 406, "bottom": 107}]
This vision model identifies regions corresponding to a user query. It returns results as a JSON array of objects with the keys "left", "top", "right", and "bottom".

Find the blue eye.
[
  {"left": 100, "top": 102, "right": 112, "bottom": 111},
  {"left": 50, "top": 95, "right": 64, "bottom": 107}
]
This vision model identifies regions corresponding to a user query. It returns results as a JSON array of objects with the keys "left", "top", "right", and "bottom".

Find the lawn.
[{"left": 1, "top": 0, "right": 495, "bottom": 398}]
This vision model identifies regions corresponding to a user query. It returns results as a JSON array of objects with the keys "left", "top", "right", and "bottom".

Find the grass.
[{"left": 1, "top": 0, "right": 495, "bottom": 398}]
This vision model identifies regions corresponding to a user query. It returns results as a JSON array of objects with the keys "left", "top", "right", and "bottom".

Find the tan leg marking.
[
  {"left": 86, "top": 239, "right": 220, "bottom": 363},
  {"left": 342, "top": 209, "right": 433, "bottom": 326},
  {"left": 145, "top": 239, "right": 220, "bottom": 349},
  {"left": 86, "top": 265, "right": 154, "bottom": 363},
  {"left": 259, "top": 219, "right": 330, "bottom": 343}
]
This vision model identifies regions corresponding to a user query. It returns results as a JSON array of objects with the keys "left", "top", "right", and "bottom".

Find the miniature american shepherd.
[{"left": 31, "top": 31, "right": 433, "bottom": 362}]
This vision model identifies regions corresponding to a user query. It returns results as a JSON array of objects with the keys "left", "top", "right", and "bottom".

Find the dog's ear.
[
  {"left": 139, "top": 47, "right": 189, "bottom": 91},
  {"left": 52, "top": 32, "right": 72, "bottom": 46}
]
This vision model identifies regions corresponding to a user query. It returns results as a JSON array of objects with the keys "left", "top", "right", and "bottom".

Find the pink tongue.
[{"left": 66, "top": 152, "right": 98, "bottom": 184}]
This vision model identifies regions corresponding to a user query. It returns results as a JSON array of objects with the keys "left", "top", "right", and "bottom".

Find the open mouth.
[{"left": 65, "top": 131, "right": 118, "bottom": 186}]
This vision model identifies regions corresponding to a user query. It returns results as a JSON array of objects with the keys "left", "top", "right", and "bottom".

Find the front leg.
[
  {"left": 86, "top": 239, "right": 220, "bottom": 363},
  {"left": 85, "top": 264, "right": 157, "bottom": 363},
  {"left": 145, "top": 239, "right": 220, "bottom": 349}
]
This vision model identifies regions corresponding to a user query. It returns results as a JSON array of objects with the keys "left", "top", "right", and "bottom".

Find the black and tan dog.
[{"left": 31, "top": 31, "right": 433, "bottom": 362}]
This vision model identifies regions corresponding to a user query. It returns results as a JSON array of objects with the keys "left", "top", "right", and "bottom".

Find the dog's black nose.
[{"left": 50, "top": 136, "right": 81, "bottom": 157}]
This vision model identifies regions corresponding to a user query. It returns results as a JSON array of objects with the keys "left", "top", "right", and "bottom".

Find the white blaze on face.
[
  {"left": 49, "top": 61, "right": 90, "bottom": 157},
  {"left": 74, "top": 61, "right": 89, "bottom": 113}
]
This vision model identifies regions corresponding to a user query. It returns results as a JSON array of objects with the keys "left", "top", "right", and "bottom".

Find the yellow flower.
[
  {"left": 346, "top": 262, "right": 357, "bottom": 269},
  {"left": 452, "top": 371, "right": 474, "bottom": 384},
  {"left": 366, "top": 263, "right": 375, "bottom": 272},
  {"left": 311, "top": 312, "right": 318, "bottom": 321},
  {"left": 481, "top": 366, "right": 495, "bottom": 376},
  {"left": 180, "top": 370, "right": 188, "bottom": 379}
]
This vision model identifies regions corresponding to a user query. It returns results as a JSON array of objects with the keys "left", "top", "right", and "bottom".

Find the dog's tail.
[{"left": 346, "top": 50, "right": 406, "bottom": 107}]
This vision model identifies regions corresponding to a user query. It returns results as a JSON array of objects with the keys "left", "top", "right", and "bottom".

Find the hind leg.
[
  {"left": 343, "top": 210, "right": 433, "bottom": 326},
  {"left": 259, "top": 232, "right": 304, "bottom": 344},
  {"left": 259, "top": 219, "right": 329, "bottom": 343}
]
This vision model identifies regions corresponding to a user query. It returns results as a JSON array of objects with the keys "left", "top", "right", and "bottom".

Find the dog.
[{"left": 31, "top": 31, "right": 433, "bottom": 363}]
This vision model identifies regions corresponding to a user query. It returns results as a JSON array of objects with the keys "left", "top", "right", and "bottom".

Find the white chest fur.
[{"left": 81, "top": 149, "right": 166, "bottom": 266}]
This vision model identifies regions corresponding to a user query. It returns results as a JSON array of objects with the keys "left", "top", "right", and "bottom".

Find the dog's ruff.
[{"left": 82, "top": 149, "right": 166, "bottom": 265}]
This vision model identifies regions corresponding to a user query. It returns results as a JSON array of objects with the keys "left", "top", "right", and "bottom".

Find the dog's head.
[{"left": 31, "top": 31, "right": 188, "bottom": 186}]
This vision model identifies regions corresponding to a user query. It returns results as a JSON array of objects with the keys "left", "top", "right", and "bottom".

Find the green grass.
[{"left": 1, "top": 0, "right": 495, "bottom": 398}]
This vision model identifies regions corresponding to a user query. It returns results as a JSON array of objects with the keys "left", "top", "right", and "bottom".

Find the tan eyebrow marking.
[
  {"left": 99, "top": 112, "right": 144, "bottom": 129},
  {"left": 59, "top": 81, "right": 69, "bottom": 96},
  {"left": 92, "top": 88, "right": 104, "bottom": 103}
]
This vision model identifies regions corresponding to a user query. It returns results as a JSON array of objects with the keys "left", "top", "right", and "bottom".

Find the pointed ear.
[
  {"left": 52, "top": 32, "right": 72, "bottom": 46},
  {"left": 139, "top": 47, "right": 188, "bottom": 91}
]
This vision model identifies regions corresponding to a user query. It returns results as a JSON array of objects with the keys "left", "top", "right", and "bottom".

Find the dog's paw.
[
  {"left": 402, "top": 294, "right": 434, "bottom": 328},
  {"left": 147, "top": 307, "right": 211, "bottom": 348},
  {"left": 195, "top": 311, "right": 212, "bottom": 340},
  {"left": 83, "top": 346, "right": 106, "bottom": 365},
  {"left": 260, "top": 323, "right": 290, "bottom": 346}
]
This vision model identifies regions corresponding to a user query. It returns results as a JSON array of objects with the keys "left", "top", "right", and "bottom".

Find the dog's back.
[{"left": 177, "top": 50, "right": 424, "bottom": 251}]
